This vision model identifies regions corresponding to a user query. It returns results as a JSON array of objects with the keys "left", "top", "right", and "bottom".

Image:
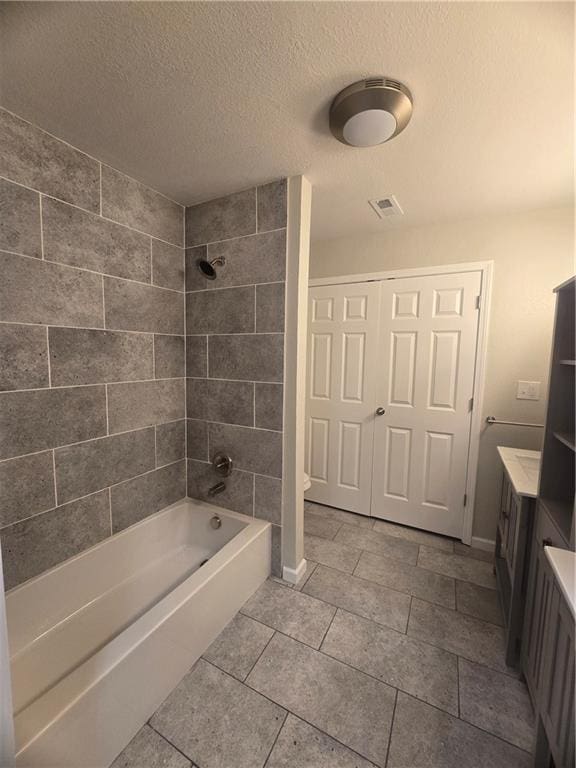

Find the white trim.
[
  {"left": 310, "top": 259, "right": 493, "bottom": 545},
  {"left": 282, "top": 559, "right": 307, "bottom": 585},
  {"left": 471, "top": 536, "right": 495, "bottom": 553}
]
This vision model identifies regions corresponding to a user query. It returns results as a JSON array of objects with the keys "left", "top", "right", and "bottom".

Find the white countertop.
[
  {"left": 545, "top": 547, "right": 576, "bottom": 619},
  {"left": 497, "top": 446, "right": 541, "bottom": 498}
]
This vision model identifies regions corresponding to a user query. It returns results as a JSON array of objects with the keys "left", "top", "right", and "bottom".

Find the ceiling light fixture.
[{"left": 329, "top": 78, "right": 413, "bottom": 147}]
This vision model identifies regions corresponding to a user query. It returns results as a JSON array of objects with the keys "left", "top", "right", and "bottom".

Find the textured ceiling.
[{"left": 0, "top": 2, "right": 573, "bottom": 241}]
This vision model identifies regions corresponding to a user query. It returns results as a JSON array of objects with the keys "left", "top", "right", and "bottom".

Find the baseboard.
[
  {"left": 471, "top": 536, "right": 495, "bottom": 553},
  {"left": 282, "top": 559, "right": 307, "bottom": 585}
]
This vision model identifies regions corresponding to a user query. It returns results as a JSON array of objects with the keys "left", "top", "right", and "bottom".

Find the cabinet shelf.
[
  {"left": 539, "top": 497, "right": 573, "bottom": 545},
  {"left": 559, "top": 359, "right": 576, "bottom": 366},
  {"left": 553, "top": 431, "right": 576, "bottom": 451}
]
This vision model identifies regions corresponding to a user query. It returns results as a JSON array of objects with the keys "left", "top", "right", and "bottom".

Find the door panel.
[
  {"left": 305, "top": 282, "right": 380, "bottom": 514},
  {"left": 371, "top": 272, "right": 482, "bottom": 537}
]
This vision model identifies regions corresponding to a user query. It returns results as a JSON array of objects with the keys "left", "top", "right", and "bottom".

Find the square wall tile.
[
  {"left": 0, "top": 108, "right": 100, "bottom": 212},
  {"left": 1, "top": 490, "right": 110, "bottom": 590},
  {"left": 111, "top": 460, "right": 186, "bottom": 532},
  {"left": 0, "top": 385, "right": 107, "bottom": 460},
  {"left": 104, "top": 277, "right": 184, "bottom": 335},
  {"left": 154, "top": 335, "right": 185, "bottom": 378},
  {"left": 48, "top": 327, "right": 153, "bottom": 386},
  {"left": 54, "top": 428, "right": 155, "bottom": 504},
  {"left": 156, "top": 420, "right": 186, "bottom": 466},
  {"left": 186, "top": 286, "right": 255, "bottom": 335},
  {"left": 185, "top": 188, "right": 256, "bottom": 247},
  {"left": 187, "top": 459, "right": 254, "bottom": 515},
  {"left": 205, "top": 229, "right": 286, "bottom": 289},
  {"left": 209, "top": 422, "right": 282, "bottom": 477},
  {"left": 0, "top": 178, "right": 41, "bottom": 257},
  {"left": 0, "top": 323, "right": 49, "bottom": 391},
  {"left": 186, "top": 335, "right": 207, "bottom": 377},
  {"left": 209, "top": 334, "right": 284, "bottom": 383},
  {"left": 107, "top": 379, "right": 185, "bottom": 433},
  {"left": 0, "top": 451, "right": 55, "bottom": 528},
  {"left": 152, "top": 240, "right": 184, "bottom": 291},
  {"left": 257, "top": 180, "right": 287, "bottom": 233},
  {"left": 0, "top": 250, "right": 104, "bottom": 328},
  {"left": 101, "top": 164, "right": 183, "bottom": 245},
  {"left": 256, "top": 283, "right": 285, "bottom": 333},
  {"left": 186, "top": 378, "right": 254, "bottom": 427},
  {"left": 255, "top": 383, "right": 283, "bottom": 430},
  {"left": 42, "top": 196, "right": 151, "bottom": 282}
]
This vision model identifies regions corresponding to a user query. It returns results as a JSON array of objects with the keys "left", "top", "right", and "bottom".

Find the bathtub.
[{"left": 6, "top": 499, "right": 271, "bottom": 768}]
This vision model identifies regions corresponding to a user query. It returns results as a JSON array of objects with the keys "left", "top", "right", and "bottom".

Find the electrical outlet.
[{"left": 516, "top": 380, "right": 541, "bottom": 400}]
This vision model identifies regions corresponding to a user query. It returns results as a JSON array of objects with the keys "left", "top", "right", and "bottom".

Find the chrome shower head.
[{"left": 197, "top": 255, "right": 225, "bottom": 280}]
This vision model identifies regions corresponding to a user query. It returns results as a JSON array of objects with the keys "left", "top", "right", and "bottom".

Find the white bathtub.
[{"left": 6, "top": 499, "right": 271, "bottom": 768}]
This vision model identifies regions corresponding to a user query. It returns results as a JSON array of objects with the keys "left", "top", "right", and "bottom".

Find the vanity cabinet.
[
  {"left": 531, "top": 547, "right": 575, "bottom": 768},
  {"left": 494, "top": 449, "right": 539, "bottom": 667}
]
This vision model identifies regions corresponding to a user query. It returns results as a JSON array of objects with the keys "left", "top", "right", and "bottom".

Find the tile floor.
[{"left": 110, "top": 501, "right": 535, "bottom": 768}]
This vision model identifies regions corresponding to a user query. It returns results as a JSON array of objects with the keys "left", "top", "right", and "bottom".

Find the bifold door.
[
  {"left": 305, "top": 282, "right": 380, "bottom": 515},
  {"left": 306, "top": 271, "right": 482, "bottom": 539}
]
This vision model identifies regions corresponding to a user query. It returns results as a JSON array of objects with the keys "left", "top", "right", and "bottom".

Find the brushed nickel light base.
[{"left": 329, "top": 78, "right": 413, "bottom": 147}]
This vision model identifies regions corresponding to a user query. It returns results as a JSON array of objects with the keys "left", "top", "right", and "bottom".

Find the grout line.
[
  {"left": 197, "top": 224, "right": 285, "bottom": 249},
  {"left": 146, "top": 721, "right": 199, "bottom": 765},
  {"left": 1, "top": 376, "right": 186, "bottom": 394},
  {"left": 187, "top": 417, "right": 282, "bottom": 435},
  {"left": 0, "top": 486, "right": 113, "bottom": 531},
  {"left": 0, "top": 319, "right": 185, "bottom": 338},
  {"left": 108, "top": 487, "right": 112, "bottom": 535},
  {"left": 186, "top": 374, "right": 283, "bottom": 387},
  {"left": 253, "top": 284, "right": 257, "bottom": 333},
  {"left": 39, "top": 194, "right": 45, "bottom": 259},
  {"left": 262, "top": 710, "right": 288, "bottom": 767},
  {"left": 51, "top": 449, "right": 58, "bottom": 507},
  {"left": 318, "top": 606, "right": 337, "bottom": 650},
  {"left": 384, "top": 688, "right": 399, "bottom": 768},
  {"left": 186, "top": 279, "right": 285, "bottom": 294},
  {"left": 45, "top": 326, "right": 52, "bottom": 387},
  {"left": 99, "top": 163, "right": 102, "bottom": 216}
]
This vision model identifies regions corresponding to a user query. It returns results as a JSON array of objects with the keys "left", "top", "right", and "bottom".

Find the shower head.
[{"left": 197, "top": 255, "right": 225, "bottom": 280}]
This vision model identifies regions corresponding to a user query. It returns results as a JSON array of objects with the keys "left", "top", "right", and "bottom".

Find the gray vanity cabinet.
[{"left": 531, "top": 550, "right": 575, "bottom": 768}]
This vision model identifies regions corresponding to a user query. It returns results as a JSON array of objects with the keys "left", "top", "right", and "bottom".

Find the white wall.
[{"left": 310, "top": 205, "right": 574, "bottom": 541}]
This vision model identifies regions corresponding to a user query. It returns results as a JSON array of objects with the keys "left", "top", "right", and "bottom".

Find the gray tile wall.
[
  {"left": 0, "top": 108, "right": 187, "bottom": 591},
  {"left": 185, "top": 180, "right": 287, "bottom": 575}
]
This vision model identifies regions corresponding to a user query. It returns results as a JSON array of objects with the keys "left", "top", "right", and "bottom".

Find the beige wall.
[{"left": 310, "top": 206, "right": 574, "bottom": 541}]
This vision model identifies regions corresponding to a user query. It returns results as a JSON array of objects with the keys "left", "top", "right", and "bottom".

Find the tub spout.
[{"left": 208, "top": 481, "right": 226, "bottom": 497}]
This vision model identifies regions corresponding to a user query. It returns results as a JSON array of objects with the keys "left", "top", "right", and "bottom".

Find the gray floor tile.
[
  {"left": 304, "top": 501, "right": 374, "bottom": 529},
  {"left": 266, "top": 714, "right": 378, "bottom": 768},
  {"left": 304, "top": 534, "right": 362, "bottom": 574},
  {"left": 455, "top": 541, "right": 495, "bottom": 563},
  {"left": 247, "top": 632, "right": 396, "bottom": 768},
  {"left": 418, "top": 545, "right": 497, "bottom": 589},
  {"left": 322, "top": 609, "right": 459, "bottom": 715},
  {"left": 304, "top": 511, "right": 342, "bottom": 540},
  {"left": 335, "top": 524, "right": 419, "bottom": 565},
  {"left": 110, "top": 725, "right": 191, "bottom": 768},
  {"left": 151, "top": 660, "right": 285, "bottom": 768},
  {"left": 202, "top": 613, "right": 274, "bottom": 681},
  {"left": 302, "top": 565, "right": 410, "bottom": 633},
  {"left": 459, "top": 658, "right": 534, "bottom": 752},
  {"left": 354, "top": 550, "right": 456, "bottom": 608},
  {"left": 408, "top": 598, "right": 512, "bottom": 675},
  {"left": 241, "top": 579, "right": 336, "bottom": 649},
  {"left": 373, "top": 519, "right": 455, "bottom": 552},
  {"left": 387, "top": 693, "right": 531, "bottom": 768},
  {"left": 456, "top": 580, "right": 503, "bottom": 626}
]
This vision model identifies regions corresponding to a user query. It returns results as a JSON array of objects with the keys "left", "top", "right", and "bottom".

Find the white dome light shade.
[
  {"left": 342, "top": 109, "right": 397, "bottom": 147},
  {"left": 329, "top": 78, "right": 412, "bottom": 147}
]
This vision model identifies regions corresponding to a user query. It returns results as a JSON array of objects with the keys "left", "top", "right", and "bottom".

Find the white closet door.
[
  {"left": 305, "top": 282, "right": 380, "bottom": 515},
  {"left": 371, "top": 272, "right": 482, "bottom": 537}
]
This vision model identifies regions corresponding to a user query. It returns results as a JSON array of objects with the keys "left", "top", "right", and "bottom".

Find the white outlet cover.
[{"left": 516, "top": 380, "right": 541, "bottom": 400}]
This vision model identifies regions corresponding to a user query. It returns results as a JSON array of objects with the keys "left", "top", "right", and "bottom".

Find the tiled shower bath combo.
[{"left": 0, "top": 106, "right": 288, "bottom": 591}]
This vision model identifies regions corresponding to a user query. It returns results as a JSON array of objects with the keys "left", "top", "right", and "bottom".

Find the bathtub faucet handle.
[{"left": 212, "top": 452, "right": 233, "bottom": 477}]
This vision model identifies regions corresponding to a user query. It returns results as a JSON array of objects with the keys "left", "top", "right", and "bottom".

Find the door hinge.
[
  {"left": 475, "top": 294, "right": 481, "bottom": 310},
  {"left": 468, "top": 397, "right": 474, "bottom": 412},
  {"left": 463, "top": 493, "right": 468, "bottom": 507}
]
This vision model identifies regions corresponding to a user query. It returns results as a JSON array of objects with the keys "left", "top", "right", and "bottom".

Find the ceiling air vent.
[{"left": 369, "top": 195, "right": 404, "bottom": 219}]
